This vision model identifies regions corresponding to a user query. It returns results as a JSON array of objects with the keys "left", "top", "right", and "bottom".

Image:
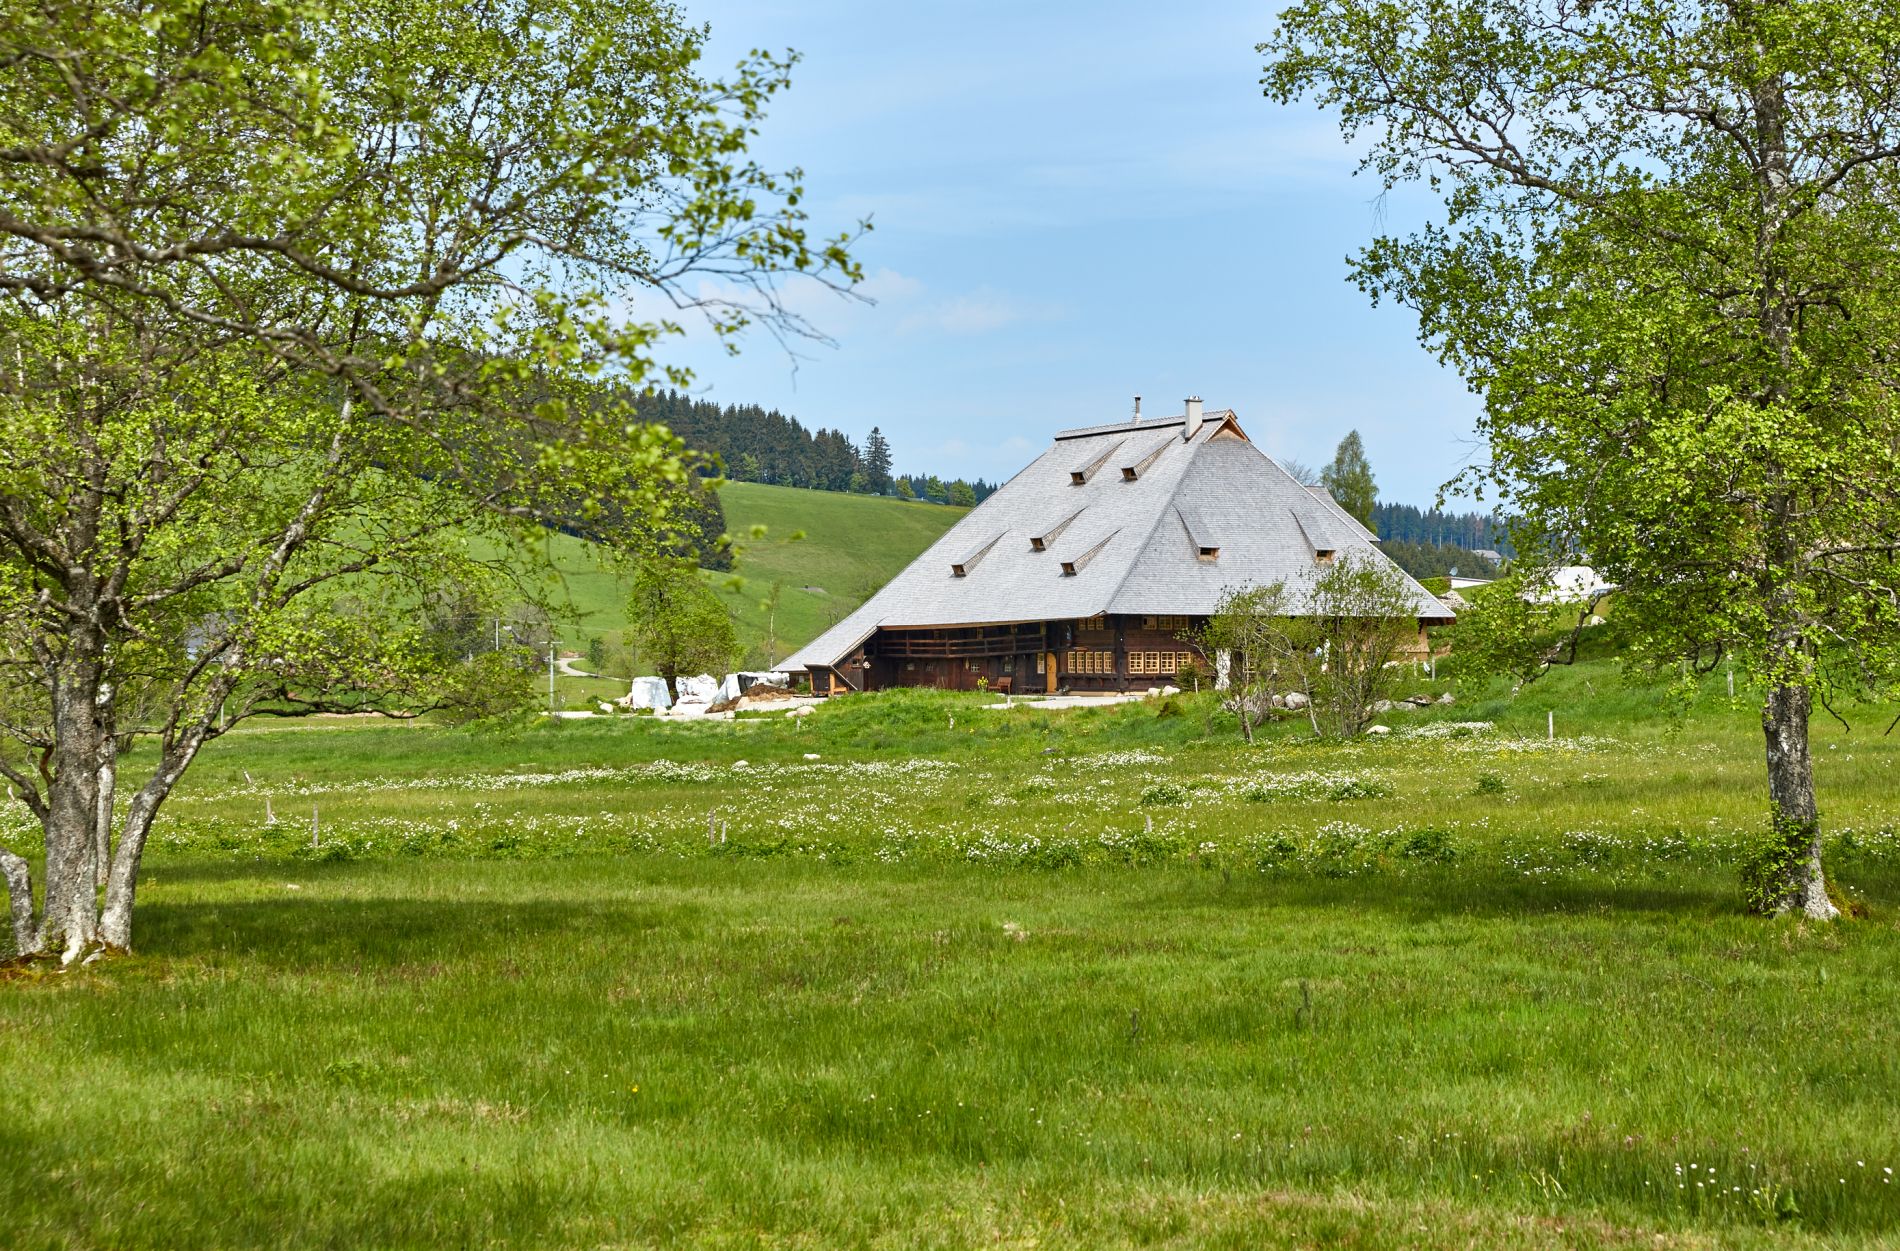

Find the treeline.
[
  {"left": 635, "top": 389, "right": 996, "bottom": 504},
  {"left": 1370, "top": 502, "right": 1511, "bottom": 555},
  {"left": 1379, "top": 540, "right": 1501, "bottom": 580}
]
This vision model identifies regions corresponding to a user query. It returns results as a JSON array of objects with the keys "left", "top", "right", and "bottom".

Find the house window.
[
  {"left": 1141, "top": 615, "right": 1190, "bottom": 632},
  {"left": 1065, "top": 649, "right": 1115, "bottom": 675},
  {"left": 1077, "top": 615, "right": 1106, "bottom": 631}
]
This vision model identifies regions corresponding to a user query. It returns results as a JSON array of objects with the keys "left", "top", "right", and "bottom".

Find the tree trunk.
[
  {"left": 0, "top": 849, "right": 34, "bottom": 958},
  {"left": 99, "top": 738, "right": 205, "bottom": 952},
  {"left": 94, "top": 752, "right": 115, "bottom": 889},
  {"left": 1750, "top": 683, "right": 1838, "bottom": 919},
  {"left": 37, "top": 682, "right": 103, "bottom": 962}
]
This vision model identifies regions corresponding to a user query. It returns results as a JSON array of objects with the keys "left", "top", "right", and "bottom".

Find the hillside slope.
[
  {"left": 509, "top": 482, "right": 965, "bottom": 668},
  {"left": 707, "top": 482, "right": 967, "bottom": 665}
]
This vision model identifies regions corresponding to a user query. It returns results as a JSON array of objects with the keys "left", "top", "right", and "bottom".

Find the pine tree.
[
  {"left": 1321, "top": 430, "right": 1378, "bottom": 529},
  {"left": 862, "top": 427, "right": 894, "bottom": 494}
]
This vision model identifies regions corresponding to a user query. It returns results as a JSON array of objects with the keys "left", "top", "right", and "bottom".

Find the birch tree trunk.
[
  {"left": 1754, "top": 683, "right": 1838, "bottom": 918},
  {"left": 38, "top": 667, "right": 105, "bottom": 961}
]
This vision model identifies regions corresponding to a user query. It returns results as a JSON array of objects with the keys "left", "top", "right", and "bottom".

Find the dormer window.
[
  {"left": 951, "top": 534, "right": 1001, "bottom": 577},
  {"left": 1315, "top": 548, "right": 1336, "bottom": 564},
  {"left": 1119, "top": 437, "right": 1170, "bottom": 481},
  {"left": 1059, "top": 532, "right": 1117, "bottom": 576},
  {"left": 1197, "top": 545, "right": 1220, "bottom": 562},
  {"left": 1030, "top": 507, "right": 1085, "bottom": 551},
  {"left": 1069, "top": 439, "right": 1125, "bottom": 485}
]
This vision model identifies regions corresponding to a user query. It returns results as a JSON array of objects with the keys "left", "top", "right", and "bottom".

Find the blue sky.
[{"left": 661, "top": 0, "right": 1486, "bottom": 507}]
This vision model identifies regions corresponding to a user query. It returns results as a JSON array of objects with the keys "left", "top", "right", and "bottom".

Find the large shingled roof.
[{"left": 782, "top": 408, "right": 1451, "bottom": 672}]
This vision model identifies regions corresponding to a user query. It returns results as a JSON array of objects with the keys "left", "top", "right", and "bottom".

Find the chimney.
[
  {"left": 1183, "top": 395, "right": 1203, "bottom": 440},
  {"left": 1132, "top": 395, "right": 1142, "bottom": 423}
]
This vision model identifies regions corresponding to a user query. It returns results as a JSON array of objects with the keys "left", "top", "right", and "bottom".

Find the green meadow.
[
  {"left": 508, "top": 482, "right": 965, "bottom": 679},
  {"left": 4, "top": 664, "right": 1899, "bottom": 1248}
]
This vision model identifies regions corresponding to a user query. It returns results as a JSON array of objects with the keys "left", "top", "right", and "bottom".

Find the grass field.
[
  {"left": 505, "top": 482, "right": 964, "bottom": 688},
  {"left": 4, "top": 663, "right": 1899, "bottom": 1248}
]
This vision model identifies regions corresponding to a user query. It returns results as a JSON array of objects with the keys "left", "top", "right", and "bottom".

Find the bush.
[
  {"left": 1328, "top": 777, "right": 1394, "bottom": 801},
  {"left": 1473, "top": 771, "right": 1508, "bottom": 796},
  {"left": 1400, "top": 828, "right": 1459, "bottom": 863},
  {"left": 1139, "top": 781, "right": 1187, "bottom": 806}
]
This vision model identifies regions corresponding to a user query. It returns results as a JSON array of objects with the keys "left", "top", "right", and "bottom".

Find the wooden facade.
[
  {"left": 812, "top": 614, "right": 1210, "bottom": 695},
  {"left": 809, "top": 613, "right": 1436, "bottom": 695}
]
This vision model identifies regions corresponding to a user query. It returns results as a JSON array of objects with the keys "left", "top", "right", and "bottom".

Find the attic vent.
[
  {"left": 1069, "top": 439, "right": 1125, "bottom": 485},
  {"left": 1030, "top": 506, "right": 1084, "bottom": 552},
  {"left": 1059, "top": 530, "right": 1118, "bottom": 577},
  {"left": 1176, "top": 505, "right": 1220, "bottom": 562},
  {"left": 951, "top": 533, "right": 1002, "bottom": 578},
  {"left": 1291, "top": 507, "right": 1341, "bottom": 562},
  {"left": 1119, "top": 437, "right": 1170, "bottom": 481}
]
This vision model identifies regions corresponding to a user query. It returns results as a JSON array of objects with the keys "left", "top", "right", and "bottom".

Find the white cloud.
[{"left": 898, "top": 287, "right": 1065, "bottom": 336}]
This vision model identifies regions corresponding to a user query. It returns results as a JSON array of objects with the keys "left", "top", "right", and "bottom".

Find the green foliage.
[
  {"left": 1742, "top": 816, "right": 1823, "bottom": 918},
  {"left": 626, "top": 556, "right": 738, "bottom": 690},
  {"left": 1473, "top": 771, "right": 1508, "bottom": 797},
  {"left": 1263, "top": 0, "right": 1900, "bottom": 908},
  {"left": 1138, "top": 780, "right": 1187, "bottom": 806},
  {"left": 437, "top": 651, "right": 540, "bottom": 727},
  {"left": 0, "top": 0, "right": 865, "bottom": 950},
  {"left": 1202, "top": 552, "right": 1425, "bottom": 740},
  {"left": 1320, "top": 430, "right": 1377, "bottom": 527},
  {"left": 948, "top": 479, "right": 978, "bottom": 508},
  {"left": 1381, "top": 541, "right": 1499, "bottom": 581}
]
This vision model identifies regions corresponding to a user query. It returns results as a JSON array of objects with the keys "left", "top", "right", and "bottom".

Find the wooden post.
[
  {"left": 310, "top": 804, "right": 319, "bottom": 849},
  {"left": 1547, "top": 710, "right": 1554, "bottom": 741}
]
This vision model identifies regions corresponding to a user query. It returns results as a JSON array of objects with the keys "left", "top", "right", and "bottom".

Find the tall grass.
[{"left": 3, "top": 661, "right": 1898, "bottom": 1248}]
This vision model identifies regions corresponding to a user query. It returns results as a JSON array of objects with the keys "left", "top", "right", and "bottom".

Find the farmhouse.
[{"left": 782, "top": 400, "right": 1452, "bottom": 695}]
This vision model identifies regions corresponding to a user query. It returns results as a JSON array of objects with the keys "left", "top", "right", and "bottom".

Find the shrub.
[
  {"left": 1400, "top": 828, "right": 1459, "bottom": 863},
  {"left": 1328, "top": 777, "right": 1394, "bottom": 801},
  {"left": 1139, "top": 781, "right": 1187, "bottom": 806},
  {"left": 1473, "top": 771, "right": 1508, "bottom": 796}
]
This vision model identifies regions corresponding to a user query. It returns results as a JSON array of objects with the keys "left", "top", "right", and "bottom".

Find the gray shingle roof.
[{"left": 783, "top": 410, "right": 1450, "bottom": 671}]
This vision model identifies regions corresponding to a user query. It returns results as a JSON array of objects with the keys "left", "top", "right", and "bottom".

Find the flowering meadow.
[{"left": 3, "top": 675, "right": 1898, "bottom": 1248}]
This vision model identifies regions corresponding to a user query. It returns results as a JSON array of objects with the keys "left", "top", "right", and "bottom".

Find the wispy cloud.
[{"left": 898, "top": 287, "right": 1066, "bottom": 336}]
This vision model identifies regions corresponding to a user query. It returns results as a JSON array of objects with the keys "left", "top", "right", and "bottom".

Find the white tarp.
[
  {"left": 717, "top": 671, "right": 793, "bottom": 702},
  {"left": 1523, "top": 565, "right": 1617, "bottom": 604},
  {"left": 624, "top": 676, "right": 671, "bottom": 711}
]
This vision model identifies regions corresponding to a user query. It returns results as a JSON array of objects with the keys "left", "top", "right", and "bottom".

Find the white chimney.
[
  {"left": 1132, "top": 395, "right": 1142, "bottom": 423},
  {"left": 1183, "top": 395, "right": 1204, "bottom": 440}
]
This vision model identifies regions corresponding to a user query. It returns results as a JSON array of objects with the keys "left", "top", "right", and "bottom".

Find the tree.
[
  {"left": 895, "top": 479, "right": 916, "bottom": 501},
  {"left": 1264, "top": 0, "right": 1900, "bottom": 917},
  {"left": 948, "top": 480, "right": 978, "bottom": 508},
  {"left": 862, "top": 427, "right": 894, "bottom": 494},
  {"left": 761, "top": 582, "right": 785, "bottom": 666},
  {"left": 0, "top": 0, "right": 861, "bottom": 961},
  {"left": 626, "top": 558, "right": 740, "bottom": 699},
  {"left": 1203, "top": 553, "right": 1423, "bottom": 741},
  {"left": 924, "top": 475, "right": 948, "bottom": 504},
  {"left": 1279, "top": 457, "right": 1324, "bottom": 487},
  {"left": 1320, "top": 431, "right": 1378, "bottom": 528}
]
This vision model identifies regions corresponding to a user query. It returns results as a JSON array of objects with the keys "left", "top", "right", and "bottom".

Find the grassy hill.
[
  {"left": 705, "top": 482, "right": 967, "bottom": 665},
  {"left": 506, "top": 482, "right": 965, "bottom": 674}
]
